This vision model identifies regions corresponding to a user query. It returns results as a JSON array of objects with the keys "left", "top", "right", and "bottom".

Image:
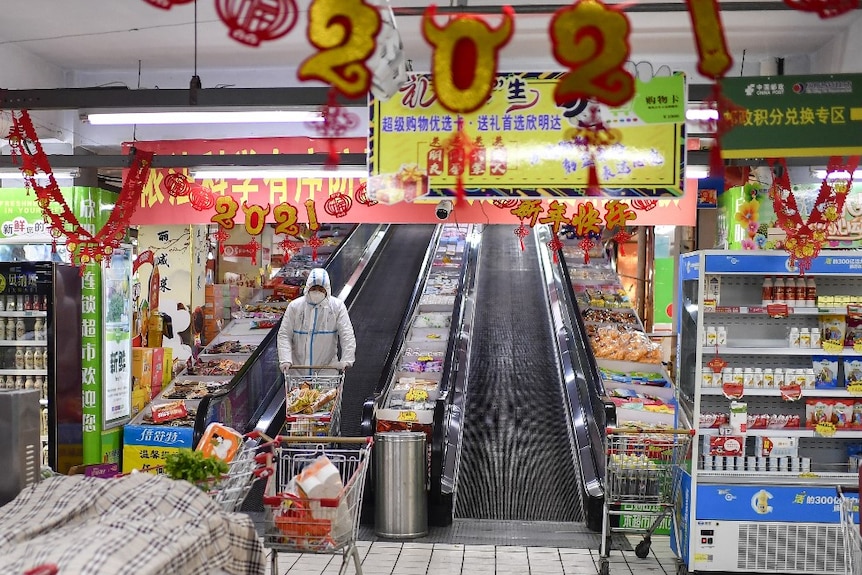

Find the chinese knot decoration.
[
  {"left": 570, "top": 202, "right": 604, "bottom": 263},
  {"left": 215, "top": 0, "right": 299, "bottom": 47},
  {"left": 768, "top": 156, "right": 861, "bottom": 273},
  {"left": 307, "top": 89, "right": 361, "bottom": 169},
  {"left": 7, "top": 110, "right": 152, "bottom": 267},
  {"left": 443, "top": 117, "right": 475, "bottom": 206},
  {"left": 565, "top": 104, "right": 620, "bottom": 196},
  {"left": 422, "top": 5, "right": 514, "bottom": 114},
  {"left": 604, "top": 199, "right": 636, "bottom": 252}
]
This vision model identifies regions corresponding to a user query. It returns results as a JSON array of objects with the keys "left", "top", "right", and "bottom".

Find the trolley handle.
[
  {"left": 838, "top": 485, "right": 860, "bottom": 496},
  {"left": 285, "top": 365, "right": 345, "bottom": 373},
  {"left": 606, "top": 427, "right": 695, "bottom": 436},
  {"left": 273, "top": 435, "right": 373, "bottom": 445}
]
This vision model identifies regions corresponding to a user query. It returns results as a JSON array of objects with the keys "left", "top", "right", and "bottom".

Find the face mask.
[{"left": 307, "top": 291, "right": 325, "bottom": 305}]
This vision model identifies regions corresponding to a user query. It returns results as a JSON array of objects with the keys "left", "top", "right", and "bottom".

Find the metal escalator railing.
[{"left": 194, "top": 224, "right": 386, "bottom": 441}]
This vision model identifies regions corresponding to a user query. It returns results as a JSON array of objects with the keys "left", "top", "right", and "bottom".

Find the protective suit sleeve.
[
  {"left": 335, "top": 301, "right": 356, "bottom": 366},
  {"left": 276, "top": 304, "right": 296, "bottom": 366}
]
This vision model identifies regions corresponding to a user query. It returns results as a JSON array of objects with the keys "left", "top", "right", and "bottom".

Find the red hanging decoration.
[
  {"left": 768, "top": 156, "right": 861, "bottom": 273},
  {"left": 586, "top": 161, "right": 602, "bottom": 197},
  {"left": 142, "top": 0, "right": 193, "bottom": 9},
  {"left": 514, "top": 222, "right": 530, "bottom": 251},
  {"left": 215, "top": 0, "right": 299, "bottom": 47},
  {"left": 422, "top": 5, "right": 514, "bottom": 114},
  {"left": 8, "top": 110, "right": 152, "bottom": 268},
  {"left": 566, "top": 105, "right": 620, "bottom": 197},
  {"left": 214, "top": 228, "right": 231, "bottom": 255},
  {"left": 547, "top": 236, "right": 564, "bottom": 264},
  {"left": 354, "top": 182, "right": 378, "bottom": 207},
  {"left": 492, "top": 198, "right": 518, "bottom": 209},
  {"left": 694, "top": 84, "right": 747, "bottom": 178},
  {"left": 278, "top": 237, "right": 303, "bottom": 260},
  {"left": 603, "top": 199, "right": 637, "bottom": 254},
  {"left": 163, "top": 172, "right": 191, "bottom": 197},
  {"left": 324, "top": 192, "right": 354, "bottom": 218},
  {"left": 188, "top": 183, "right": 216, "bottom": 211},
  {"left": 684, "top": 0, "right": 733, "bottom": 80},
  {"left": 306, "top": 233, "right": 324, "bottom": 261},
  {"left": 783, "top": 0, "right": 858, "bottom": 18},
  {"left": 578, "top": 236, "right": 596, "bottom": 264},
  {"left": 442, "top": 117, "right": 474, "bottom": 207},
  {"left": 246, "top": 236, "right": 261, "bottom": 266},
  {"left": 307, "top": 89, "right": 361, "bottom": 169},
  {"left": 631, "top": 198, "right": 659, "bottom": 212}
]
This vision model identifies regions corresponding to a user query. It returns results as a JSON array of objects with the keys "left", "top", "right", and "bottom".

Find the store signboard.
[
  {"left": 703, "top": 252, "right": 862, "bottom": 274},
  {"left": 102, "top": 246, "right": 133, "bottom": 430},
  {"left": 370, "top": 72, "right": 686, "bottom": 199},
  {"left": 720, "top": 73, "right": 862, "bottom": 158},
  {"left": 125, "top": 137, "right": 696, "bottom": 226},
  {"left": 0, "top": 187, "right": 54, "bottom": 241},
  {"left": 696, "top": 484, "right": 857, "bottom": 523}
]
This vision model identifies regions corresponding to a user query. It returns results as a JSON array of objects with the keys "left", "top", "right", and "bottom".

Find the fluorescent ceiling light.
[
  {"left": 813, "top": 169, "right": 862, "bottom": 180},
  {"left": 686, "top": 109, "right": 719, "bottom": 121},
  {"left": 191, "top": 168, "right": 368, "bottom": 180},
  {"left": 85, "top": 110, "right": 323, "bottom": 125},
  {"left": 685, "top": 167, "right": 709, "bottom": 179}
]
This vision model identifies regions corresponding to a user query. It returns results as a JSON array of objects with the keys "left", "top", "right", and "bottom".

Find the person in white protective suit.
[{"left": 277, "top": 268, "right": 356, "bottom": 377}]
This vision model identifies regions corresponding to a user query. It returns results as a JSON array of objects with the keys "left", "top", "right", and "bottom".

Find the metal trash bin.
[{"left": 374, "top": 431, "right": 428, "bottom": 538}]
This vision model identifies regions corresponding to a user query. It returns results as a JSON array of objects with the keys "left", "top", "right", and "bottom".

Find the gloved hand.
[
  {"left": 280, "top": 362, "right": 291, "bottom": 376},
  {"left": 336, "top": 361, "right": 353, "bottom": 371}
]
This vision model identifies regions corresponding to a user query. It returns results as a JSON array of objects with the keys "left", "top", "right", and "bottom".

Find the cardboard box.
[
  {"left": 150, "top": 347, "right": 165, "bottom": 399},
  {"left": 709, "top": 436, "right": 745, "bottom": 456},
  {"left": 755, "top": 436, "right": 798, "bottom": 457}
]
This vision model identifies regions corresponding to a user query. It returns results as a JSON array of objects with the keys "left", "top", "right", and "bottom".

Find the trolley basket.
[
  {"left": 838, "top": 485, "right": 862, "bottom": 575},
  {"left": 206, "top": 433, "right": 271, "bottom": 512},
  {"left": 284, "top": 366, "right": 344, "bottom": 437},
  {"left": 259, "top": 436, "right": 373, "bottom": 575},
  {"left": 599, "top": 427, "right": 694, "bottom": 575}
]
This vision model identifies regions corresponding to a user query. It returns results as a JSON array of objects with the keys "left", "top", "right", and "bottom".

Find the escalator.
[
  {"left": 337, "top": 225, "right": 437, "bottom": 436},
  {"left": 454, "top": 225, "right": 584, "bottom": 521}
]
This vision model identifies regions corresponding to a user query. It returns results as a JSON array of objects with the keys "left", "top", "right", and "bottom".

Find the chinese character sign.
[
  {"left": 103, "top": 247, "right": 133, "bottom": 429},
  {"left": 370, "top": 72, "right": 685, "bottom": 198}
]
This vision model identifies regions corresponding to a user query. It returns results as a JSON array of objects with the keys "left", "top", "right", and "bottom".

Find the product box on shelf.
[
  {"left": 709, "top": 435, "right": 745, "bottom": 457},
  {"left": 122, "top": 423, "right": 194, "bottom": 474},
  {"left": 150, "top": 347, "right": 165, "bottom": 399},
  {"left": 131, "top": 347, "right": 153, "bottom": 416},
  {"left": 812, "top": 356, "right": 840, "bottom": 388},
  {"left": 754, "top": 436, "right": 799, "bottom": 457}
]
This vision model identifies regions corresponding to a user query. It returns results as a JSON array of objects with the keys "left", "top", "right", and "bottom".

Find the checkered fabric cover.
[{"left": 0, "top": 473, "right": 264, "bottom": 575}]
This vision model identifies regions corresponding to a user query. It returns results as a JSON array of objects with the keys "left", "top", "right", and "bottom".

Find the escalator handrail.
[
  {"left": 370, "top": 225, "right": 445, "bottom": 398},
  {"left": 195, "top": 224, "right": 376, "bottom": 439}
]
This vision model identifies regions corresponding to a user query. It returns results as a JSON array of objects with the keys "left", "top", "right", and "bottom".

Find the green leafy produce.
[{"left": 163, "top": 449, "right": 229, "bottom": 492}]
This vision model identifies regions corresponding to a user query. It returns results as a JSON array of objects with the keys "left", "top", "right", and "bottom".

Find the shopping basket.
[
  {"left": 599, "top": 426, "right": 694, "bottom": 575},
  {"left": 284, "top": 366, "right": 344, "bottom": 437},
  {"left": 838, "top": 485, "right": 862, "bottom": 575},
  {"left": 206, "top": 434, "right": 272, "bottom": 512},
  {"left": 259, "top": 436, "right": 373, "bottom": 575}
]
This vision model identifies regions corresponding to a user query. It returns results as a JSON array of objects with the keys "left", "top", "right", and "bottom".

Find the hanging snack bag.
[{"left": 819, "top": 315, "right": 846, "bottom": 349}]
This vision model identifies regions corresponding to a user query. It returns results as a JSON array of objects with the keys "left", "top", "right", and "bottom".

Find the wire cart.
[
  {"left": 207, "top": 434, "right": 271, "bottom": 512},
  {"left": 599, "top": 427, "right": 695, "bottom": 575},
  {"left": 838, "top": 485, "right": 861, "bottom": 575},
  {"left": 284, "top": 367, "right": 344, "bottom": 437},
  {"left": 259, "top": 436, "right": 373, "bottom": 575}
]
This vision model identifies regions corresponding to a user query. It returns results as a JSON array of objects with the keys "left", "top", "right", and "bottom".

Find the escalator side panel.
[{"left": 455, "top": 226, "right": 583, "bottom": 521}]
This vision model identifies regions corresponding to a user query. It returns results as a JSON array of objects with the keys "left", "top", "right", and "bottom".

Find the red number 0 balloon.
[
  {"left": 549, "top": 0, "right": 634, "bottom": 107},
  {"left": 423, "top": 5, "right": 514, "bottom": 114},
  {"left": 298, "top": 0, "right": 382, "bottom": 98}
]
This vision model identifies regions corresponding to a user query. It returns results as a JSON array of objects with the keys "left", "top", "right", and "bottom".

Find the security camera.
[{"left": 435, "top": 199, "right": 454, "bottom": 221}]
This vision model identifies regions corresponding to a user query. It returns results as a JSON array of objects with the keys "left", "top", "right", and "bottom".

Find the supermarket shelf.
[
  {"left": 0, "top": 311, "right": 47, "bottom": 318},
  {"left": 705, "top": 305, "right": 851, "bottom": 316},
  {"left": 0, "top": 340, "right": 46, "bottom": 347},
  {"left": 699, "top": 427, "right": 862, "bottom": 438},
  {"left": 700, "top": 387, "right": 857, "bottom": 398},
  {"left": 702, "top": 346, "right": 862, "bottom": 357},
  {"left": 0, "top": 369, "right": 47, "bottom": 376},
  {"left": 697, "top": 471, "right": 859, "bottom": 485}
]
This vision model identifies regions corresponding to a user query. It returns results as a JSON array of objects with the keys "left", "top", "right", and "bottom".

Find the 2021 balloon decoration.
[{"left": 422, "top": 5, "right": 514, "bottom": 114}]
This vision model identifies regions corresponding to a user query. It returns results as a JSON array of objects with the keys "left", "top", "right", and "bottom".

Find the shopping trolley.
[
  {"left": 206, "top": 434, "right": 272, "bottom": 512},
  {"left": 599, "top": 427, "right": 695, "bottom": 575},
  {"left": 838, "top": 485, "right": 861, "bottom": 575},
  {"left": 284, "top": 366, "right": 344, "bottom": 437},
  {"left": 259, "top": 436, "right": 373, "bottom": 575}
]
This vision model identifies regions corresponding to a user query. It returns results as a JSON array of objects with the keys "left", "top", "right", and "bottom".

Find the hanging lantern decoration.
[
  {"left": 354, "top": 182, "right": 378, "bottom": 207},
  {"left": 7, "top": 110, "right": 152, "bottom": 269},
  {"left": 685, "top": 0, "right": 733, "bottom": 81},
  {"left": 631, "top": 198, "right": 659, "bottom": 212},
  {"left": 550, "top": 0, "right": 635, "bottom": 107},
  {"left": 603, "top": 199, "right": 637, "bottom": 254},
  {"left": 278, "top": 237, "right": 303, "bottom": 260},
  {"left": 768, "top": 155, "right": 861, "bottom": 273},
  {"left": 307, "top": 89, "right": 361, "bottom": 169},
  {"left": 783, "top": 0, "right": 858, "bottom": 18},
  {"left": 492, "top": 198, "right": 518, "bottom": 210},
  {"left": 306, "top": 233, "right": 324, "bottom": 261},
  {"left": 538, "top": 200, "right": 573, "bottom": 263},
  {"left": 577, "top": 235, "right": 597, "bottom": 264},
  {"left": 214, "top": 228, "right": 231, "bottom": 255},
  {"left": 189, "top": 183, "right": 216, "bottom": 211},
  {"left": 570, "top": 202, "right": 604, "bottom": 263},
  {"left": 215, "top": 0, "right": 299, "bottom": 47},
  {"left": 163, "top": 172, "right": 191, "bottom": 197},
  {"left": 514, "top": 222, "right": 530, "bottom": 251},
  {"left": 422, "top": 5, "right": 514, "bottom": 114},
  {"left": 324, "top": 192, "right": 354, "bottom": 218}
]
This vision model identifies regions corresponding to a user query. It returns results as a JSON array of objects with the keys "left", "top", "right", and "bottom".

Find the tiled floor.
[{"left": 264, "top": 535, "right": 679, "bottom": 575}]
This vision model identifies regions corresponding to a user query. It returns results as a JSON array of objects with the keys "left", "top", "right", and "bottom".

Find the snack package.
[
  {"left": 832, "top": 400, "right": 853, "bottom": 428},
  {"left": 197, "top": 423, "right": 243, "bottom": 463},
  {"left": 709, "top": 436, "right": 744, "bottom": 456},
  {"left": 846, "top": 360, "right": 862, "bottom": 387},
  {"left": 806, "top": 399, "right": 833, "bottom": 428},
  {"left": 846, "top": 307, "right": 862, "bottom": 348},
  {"left": 852, "top": 402, "right": 862, "bottom": 428},
  {"left": 819, "top": 315, "right": 846, "bottom": 348},
  {"left": 755, "top": 436, "right": 799, "bottom": 457},
  {"left": 812, "top": 356, "right": 840, "bottom": 388}
]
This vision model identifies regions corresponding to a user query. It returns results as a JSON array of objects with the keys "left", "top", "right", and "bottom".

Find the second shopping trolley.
[
  {"left": 599, "top": 426, "right": 694, "bottom": 575},
  {"left": 283, "top": 366, "right": 344, "bottom": 438}
]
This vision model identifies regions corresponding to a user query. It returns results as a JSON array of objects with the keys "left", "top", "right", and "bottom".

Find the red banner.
[{"left": 126, "top": 137, "right": 696, "bottom": 226}]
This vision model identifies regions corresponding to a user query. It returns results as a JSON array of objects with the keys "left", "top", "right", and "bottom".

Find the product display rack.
[{"left": 676, "top": 250, "right": 862, "bottom": 575}]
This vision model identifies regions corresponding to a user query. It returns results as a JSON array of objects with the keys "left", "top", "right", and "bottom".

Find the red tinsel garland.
[{"left": 8, "top": 110, "right": 152, "bottom": 267}]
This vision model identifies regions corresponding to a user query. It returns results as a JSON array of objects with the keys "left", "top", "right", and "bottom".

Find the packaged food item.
[
  {"left": 197, "top": 423, "right": 243, "bottom": 463},
  {"left": 812, "top": 356, "right": 839, "bottom": 388},
  {"left": 699, "top": 413, "right": 728, "bottom": 429},
  {"left": 819, "top": 315, "right": 846, "bottom": 347},
  {"left": 709, "top": 436, "right": 744, "bottom": 457},
  {"left": 755, "top": 436, "right": 799, "bottom": 457},
  {"left": 852, "top": 402, "right": 862, "bottom": 428},
  {"left": 846, "top": 359, "right": 862, "bottom": 387},
  {"left": 805, "top": 399, "right": 833, "bottom": 428},
  {"left": 729, "top": 401, "right": 747, "bottom": 434},
  {"left": 832, "top": 400, "right": 853, "bottom": 428},
  {"left": 847, "top": 309, "right": 862, "bottom": 348}
]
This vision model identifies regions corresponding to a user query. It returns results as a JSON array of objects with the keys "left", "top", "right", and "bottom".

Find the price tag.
[
  {"left": 722, "top": 382, "right": 744, "bottom": 400},
  {"left": 417, "top": 354, "right": 433, "bottom": 362},
  {"left": 405, "top": 388, "right": 429, "bottom": 402},
  {"left": 815, "top": 421, "right": 836, "bottom": 437},
  {"left": 822, "top": 340, "right": 844, "bottom": 353},
  {"left": 426, "top": 333, "right": 442, "bottom": 339},
  {"left": 707, "top": 356, "right": 728, "bottom": 373},
  {"left": 397, "top": 411, "right": 418, "bottom": 422},
  {"left": 779, "top": 383, "right": 802, "bottom": 402},
  {"left": 848, "top": 382, "right": 862, "bottom": 396}
]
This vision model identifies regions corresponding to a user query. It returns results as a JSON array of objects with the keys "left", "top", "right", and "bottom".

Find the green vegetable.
[{"left": 163, "top": 449, "right": 229, "bottom": 492}]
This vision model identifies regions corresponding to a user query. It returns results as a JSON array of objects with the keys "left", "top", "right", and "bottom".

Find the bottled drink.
[
  {"left": 15, "top": 318, "right": 25, "bottom": 340},
  {"left": 14, "top": 375, "right": 24, "bottom": 389},
  {"left": 743, "top": 367, "right": 755, "bottom": 388},
  {"left": 762, "top": 277, "right": 774, "bottom": 305},
  {"left": 754, "top": 368, "right": 764, "bottom": 388},
  {"left": 6, "top": 295, "right": 15, "bottom": 312},
  {"left": 23, "top": 295, "right": 31, "bottom": 311},
  {"left": 806, "top": 277, "right": 817, "bottom": 307},
  {"left": 795, "top": 278, "right": 806, "bottom": 307},
  {"left": 14, "top": 347, "right": 23, "bottom": 369},
  {"left": 33, "top": 318, "right": 43, "bottom": 340},
  {"left": 706, "top": 326, "right": 717, "bottom": 346},
  {"left": 5, "top": 318, "right": 14, "bottom": 341},
  {"left": 24, "top": 375, "right": 33, "bottom": 389},
  {"left": 774, "top": 368, "right": 785, "bottom": 387},
  {"left": 24, "top": 348, "right": 33, "bottom": 370},
  {"left": 33, "top": 349, "right": 42, "bottom": 370},
  {"left": 716, "top": 326, "right": 727, "bottom": 346},
  {"left": 774, "top": 277, "right": 786, "bottom": 304},
  {"left": 789, "top": 327, "right": 800, "bottom": 348},
  {"left": 811, "top": 328, "right": 821, "bottom": 348}
]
